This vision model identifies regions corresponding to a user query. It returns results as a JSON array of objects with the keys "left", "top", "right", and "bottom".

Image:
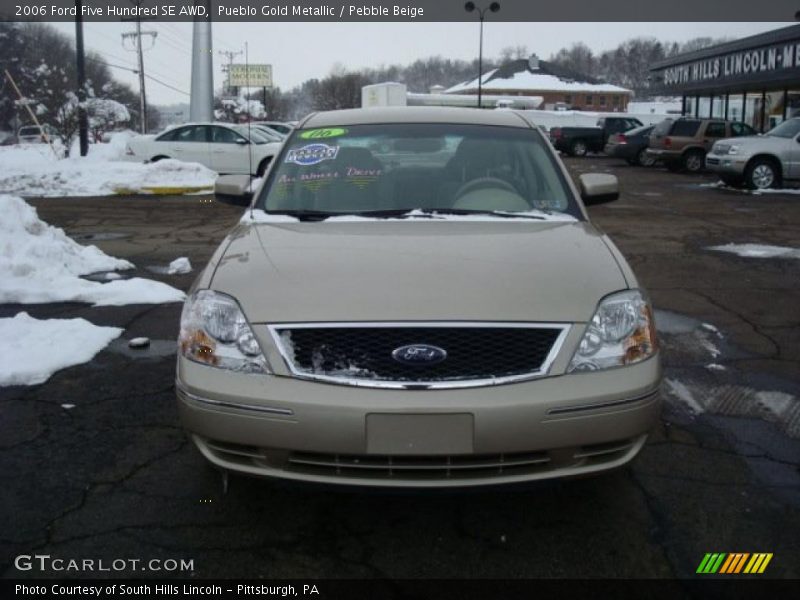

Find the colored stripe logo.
[{"left": 696, "top": 553, "right": 773, "bottom": 574}]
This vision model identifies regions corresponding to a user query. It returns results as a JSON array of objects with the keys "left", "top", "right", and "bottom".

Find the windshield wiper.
[
  {"left": 415, "top": 208, "right": 547, "bottom": 220},
  {"left": 263, "top": 208, "right": 549, "bottom": 222},
  {"left": 264, "top": 210, "right": 344, "bottom": 222}
]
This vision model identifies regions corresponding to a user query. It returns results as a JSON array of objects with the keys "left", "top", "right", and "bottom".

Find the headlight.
[
  {"left": 179, "top": 290, "right": 269, "bottom": 374},
  {"left": 727, "top": 145, "right": 739, "bottom": 155},
  {"left": 567, "top": 290, "right": 658, "bottom": 373}
]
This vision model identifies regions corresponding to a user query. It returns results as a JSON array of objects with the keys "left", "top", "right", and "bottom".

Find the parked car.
[
  {"left": 176, "top": 107, "right": 662, "bottom": 488},
  {"left": 647, "top": 117, "right": 756, "bottom": 173},
  {"left": 604, "top": 125, "right": 656, "bottom": 167},
  {"left": 706, "top": 117, "right": 800, "bottom": 189},
  {"left": 17, "top": 124, "right": 55, "bottom": 144},
  {"left": 549, "top": 117, "right": 644, "bottom": 156},
  {"left": 124, "top": 122, "right": 282, "bottom": 176},
  {"left": 253, "top": 120, "right": 294, "bottom": 136}
]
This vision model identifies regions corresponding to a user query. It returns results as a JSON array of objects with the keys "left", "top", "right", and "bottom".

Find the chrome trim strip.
[
  {"left": 547, "top": 389, "right": 659, "bottom": 415},
  {"left": 266, "top": 321, "right": 571, "bottom": 390},
  {"left": 176, "top": 381, "right": 294, "bottom": 416}
]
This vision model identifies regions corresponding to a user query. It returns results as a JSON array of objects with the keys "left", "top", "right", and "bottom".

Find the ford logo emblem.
[{"left": 391, "top": 344, "right": 447, "bottom": 366}]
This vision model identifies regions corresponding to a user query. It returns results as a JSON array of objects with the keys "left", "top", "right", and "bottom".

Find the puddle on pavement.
[
  {"left": 653, "top": 309, "right": 703, "bottom": 334},
  {"left": 108, "top": 338, "right": 177, "bottom": 359},
  {"left": 145, "top": 265, "right": 171, "bottom": 275},
  {"left": 72, "top": 232, "right": 132, "bottom": 242},
  {"left": 81, "top": 270, "right": 134, "bottom": 282},
  {"left": 655, "top": 308, "right": 799, "bottom": 441}
]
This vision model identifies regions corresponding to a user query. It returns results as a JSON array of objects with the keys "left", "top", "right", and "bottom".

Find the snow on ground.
[
  {"left": 0, "top": 195, "right": 185, "bottom": 306},
  {"left": 708, "top": 243, "right": 800, "bottom": 259},
  {"left": 0, "top": 312, "right": 122, "bottom": 386},
  {"left": 0, "top": 132, "right": 216, "bottom": 197},
  {"left": 664, "top": 379, "right": 705, "bottom": 415},
  {"left": 167, "top": 257, "right": 192, "bottom": 274}
]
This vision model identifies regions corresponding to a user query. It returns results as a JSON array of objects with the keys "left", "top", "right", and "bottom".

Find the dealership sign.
[
  {"left": 659, "top": 41, "right": 800, "bottom": 87},
  {"left": 228, "top": 64, "right": 273, "bottom": 88}
]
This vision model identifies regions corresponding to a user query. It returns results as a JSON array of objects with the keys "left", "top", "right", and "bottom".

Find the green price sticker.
[{"left": 299, "top": 128, "right": 348, "bottom": 140}]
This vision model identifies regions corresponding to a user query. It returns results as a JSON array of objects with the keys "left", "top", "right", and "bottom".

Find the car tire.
[
  {"left": 683, "top": 149, "right": 705, "bottom": 173},
  {"left": 637, "top": 148, "right": 656, "bottom": 167},
  {"left": 256, "top": 157, "right": 272, "bottom": 177},
  {"left": 745, "top": 158, "right": 780, "bottom": 190},
  {"left": 570, "top": 140, "right": 588, "bottom": 157}
]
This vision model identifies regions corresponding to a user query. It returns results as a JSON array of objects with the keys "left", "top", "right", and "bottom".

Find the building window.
[
  {"left": 585, "top": 95, "right": 593, "bottom": 106},
  {"left": 613, "top": 96, "right": 620, "bottom": 106},
  {"left": 599, "top": 96, "right": 606, "bottom": 107}
]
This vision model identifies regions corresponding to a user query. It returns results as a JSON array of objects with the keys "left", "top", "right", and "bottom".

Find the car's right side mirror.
[
  {"left": 578, "top": 173, "right": 619, "bottom": 206},
  {"left": 214, "top": 174, "right": 253, "bottom": 207}
]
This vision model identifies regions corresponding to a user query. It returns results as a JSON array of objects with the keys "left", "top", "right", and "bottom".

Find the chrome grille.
[{"left": 269, "top": 322, "right": 569, "bottom": 388}]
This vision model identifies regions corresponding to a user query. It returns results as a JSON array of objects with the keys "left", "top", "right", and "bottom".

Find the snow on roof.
[{"left": 445, "top": 59, "right": 632, "bottom": 95}]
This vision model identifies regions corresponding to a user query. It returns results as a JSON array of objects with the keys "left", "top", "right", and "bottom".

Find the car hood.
[{"left": 209, "top": 219, "right": 628, "bottom": 323}]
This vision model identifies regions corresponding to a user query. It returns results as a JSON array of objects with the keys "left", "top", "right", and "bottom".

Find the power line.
[{"left": 86, "top": 56, "right": 189, "bottom": 96}]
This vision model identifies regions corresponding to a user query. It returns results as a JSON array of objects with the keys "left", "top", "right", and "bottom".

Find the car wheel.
[
  {"left": 683, "top": 150, "right": 705, "bottom": 173},
  {"left": 256, "top": 157, "right": 272, "bottom": 177},
  {"left": 637, "top": 148, "right": 656, "bottom": 167},
  {"left": 571, "top": 140, "right": 588, "bottom": 157},
  {"left": 745, "top": 158, "right": 780, "bottom": 190}
]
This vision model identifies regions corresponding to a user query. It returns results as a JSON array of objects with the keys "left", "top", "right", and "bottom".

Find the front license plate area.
[{"left": 366, "top": 413, "right": 474, "bottom": 455}]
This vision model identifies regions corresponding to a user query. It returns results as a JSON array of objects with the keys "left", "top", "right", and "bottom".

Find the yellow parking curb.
[{"left": 113, "top": 185, "right": 213, "bottom": 195}]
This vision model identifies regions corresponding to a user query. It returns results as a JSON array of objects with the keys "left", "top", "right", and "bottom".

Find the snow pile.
[
  {"left": 167, "top": 257, "right": 192, "bottom": 274},
  {"left": 0, "top": 312, "right": 122, "bottom": 386},
  {"left": 708, "top": 243, "right": 800, "bottom": 259},
  {"left": 0, "top": 195, "right": 185, "bottom": 306},
  {"left": 0, "top": 132, "right": 216, "bottom": 197}
]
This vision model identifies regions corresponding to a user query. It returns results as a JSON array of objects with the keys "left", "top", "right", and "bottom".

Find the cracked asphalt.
[{"left": 1, "top": 158, "right": 798, "bottom": 580}]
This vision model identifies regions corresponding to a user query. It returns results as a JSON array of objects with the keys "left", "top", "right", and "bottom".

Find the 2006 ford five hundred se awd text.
[{"left": 176, "top": 107, "right": 662, "bottom": 487}]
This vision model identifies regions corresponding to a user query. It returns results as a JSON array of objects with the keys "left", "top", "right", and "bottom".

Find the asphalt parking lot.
[{"left": 1, "top": 157, "right": 798, "bottom": 580}]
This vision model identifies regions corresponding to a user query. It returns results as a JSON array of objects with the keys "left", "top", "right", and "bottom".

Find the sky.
[{"left": 50, "top": 21, "right": 790, "bottom": 106}]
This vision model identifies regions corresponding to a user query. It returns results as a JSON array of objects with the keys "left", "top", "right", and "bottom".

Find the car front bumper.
[
  {"left": 176, "top": 354, "right": 662, "bottom": 487},
  {"left": 604, "top": 143, "right": 638, "bottom": 159},
  {"left": 705, "top": 153, "right": 748, "bottom": 175}
]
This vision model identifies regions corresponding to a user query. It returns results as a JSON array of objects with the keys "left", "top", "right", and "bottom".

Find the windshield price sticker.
[
  {"left": 285, "top": 144, "right": 340, "bottom": 166},
  {"left": 299, "top": 128, "right": 348, "bottom": 140}
]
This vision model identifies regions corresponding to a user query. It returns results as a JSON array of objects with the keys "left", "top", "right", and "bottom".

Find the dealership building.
[{"left": 650, "top": 24, "right": 800, "bottom": 131}]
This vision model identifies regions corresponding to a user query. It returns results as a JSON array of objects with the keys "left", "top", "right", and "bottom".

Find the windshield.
[
  {"left": 19, "top": 126, "right": 42, "bottom": 135},
  {"left": 766, "top": 118, "right": 800, "bottom": 138},
  {"left": 256, "top": 123, "right": 578, "bottom": 218},
  {"left": 234, "top": 126, "right": 273, "bottom": 144}
]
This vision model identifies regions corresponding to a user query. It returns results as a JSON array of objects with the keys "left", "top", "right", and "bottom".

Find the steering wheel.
[{"left": 454, "top": 177, "right": 519, "bottom": 201}]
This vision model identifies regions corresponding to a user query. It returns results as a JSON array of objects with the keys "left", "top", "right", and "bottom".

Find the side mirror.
[
  {"left": 235, "top": 138, "right": 249, "bottom": 145},
  {"left": 579, "top": 173, "right": 619, "bottom": 206},
  {"left": 214, "top": 174, "right": 253, "bottom": 207}
]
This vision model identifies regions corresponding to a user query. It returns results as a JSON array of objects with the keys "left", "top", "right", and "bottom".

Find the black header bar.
[{"left": 1, "top": 0, "right": 798, "bottom": 22}]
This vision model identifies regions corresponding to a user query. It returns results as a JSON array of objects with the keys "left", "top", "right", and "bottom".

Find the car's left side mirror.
[
  {"left": 579, "top": 173, "right": 619, "bottom": 206},
  {"left": 214, "top": 174, "right": 253, "bottom": 207},
  {"left": 235, "top": 138, "right": 249, "bottom": 145}
]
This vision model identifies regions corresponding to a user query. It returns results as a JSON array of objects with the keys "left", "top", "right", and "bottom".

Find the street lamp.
[{"left": 464, "top": 1, "right": 500, "bottom": 109}]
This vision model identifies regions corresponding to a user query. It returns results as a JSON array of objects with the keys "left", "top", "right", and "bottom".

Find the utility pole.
[
  {"left": 121, "top": 0, "right": 157, "bottom": 133},
  {"left": 189, "top": 1, "right": 214, "bottom": 122},
  {"left": 219, "top": 50, "right": 242, "bottom": 96},
  {"left": 74, "top": 0, "right": 89, "bottom": 156}
]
